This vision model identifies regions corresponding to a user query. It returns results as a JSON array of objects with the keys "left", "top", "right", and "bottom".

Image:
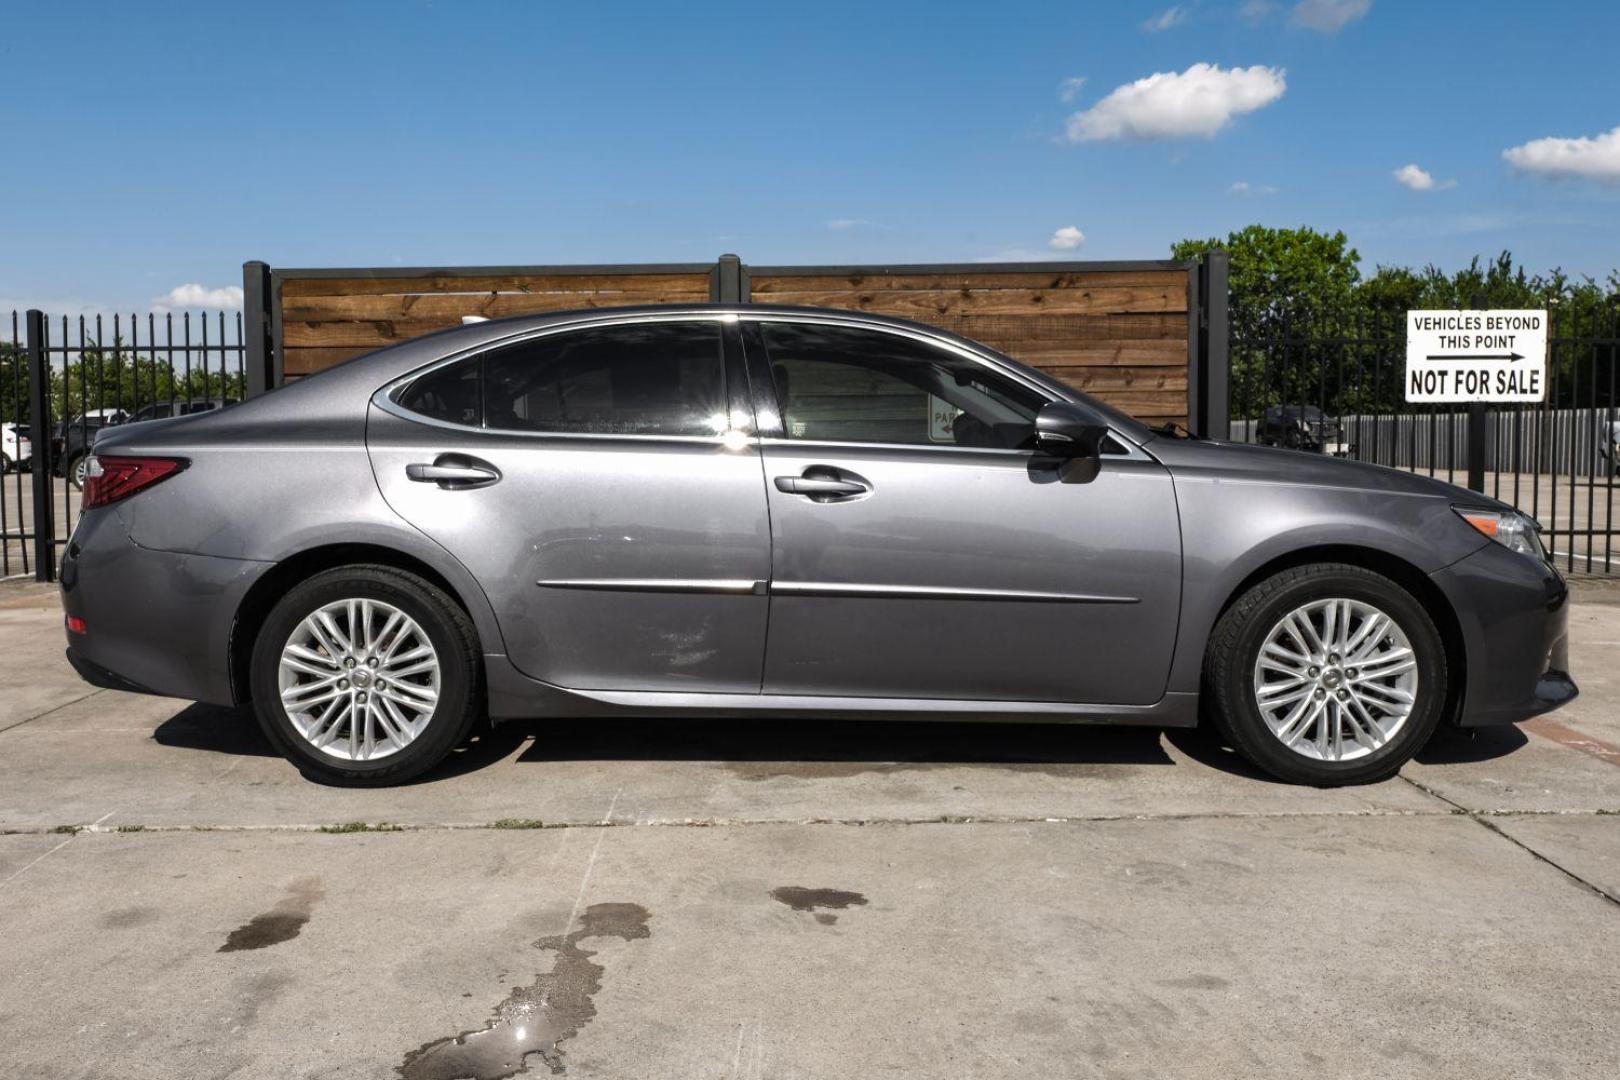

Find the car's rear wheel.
[
  {"left": 1204, "top": 563, "right": 1447, "bottom": 786},
  {"left": 67, "top": 453, "right": 88, "bottom": 490},
  {"left": 249, "top": 564, "right": 481, "bottom": 785}
]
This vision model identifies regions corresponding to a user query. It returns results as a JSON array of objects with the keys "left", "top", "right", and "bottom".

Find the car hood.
[{"left": 1147, "top": 437, "right": 1514, "bottom": 511}]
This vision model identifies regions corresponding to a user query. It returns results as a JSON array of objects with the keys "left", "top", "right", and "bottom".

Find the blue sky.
[{"left": 3, "top": 0, "right": 1618, "bottom": 315}]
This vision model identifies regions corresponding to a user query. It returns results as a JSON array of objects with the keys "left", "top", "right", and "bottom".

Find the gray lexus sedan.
[{"left": 60, "top": 305, "right": 1576, "bottom": 786}]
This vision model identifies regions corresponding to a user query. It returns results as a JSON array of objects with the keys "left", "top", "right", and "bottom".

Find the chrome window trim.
[
  {"left": 371, "top": 312, "right": 745, "bottom": 442},
  {"left": 371, "top": 307, "right": 1151, "bottom": 458}
]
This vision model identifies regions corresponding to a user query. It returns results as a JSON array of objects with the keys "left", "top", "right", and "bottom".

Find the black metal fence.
[
  {"left": 1, "top": 309, "right": 246, "bottom": 579},
  {"left": 1228, "top": 306, "right": 1620, "bottom": 574}
]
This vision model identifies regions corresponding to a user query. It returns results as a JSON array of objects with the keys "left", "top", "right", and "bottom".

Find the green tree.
[{"left": 1173, "top": 226, "right": 1365, "bottom": 418}]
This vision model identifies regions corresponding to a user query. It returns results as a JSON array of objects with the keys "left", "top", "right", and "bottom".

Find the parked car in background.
[
  {"left": 55, "top": 398, "right": 237, "bottom": 488},
  {"left": 1256, "top": 405, "right": 1350, "bottom": 456},
  {"left": 2, "top": 422, "right": 31, "bottom": 472},
  {"left": 1599, "top": 419, "right": 1620, "bottom": 477},
  {"left": 60, "top": 306, "right": 1574, "bottom": 788}
]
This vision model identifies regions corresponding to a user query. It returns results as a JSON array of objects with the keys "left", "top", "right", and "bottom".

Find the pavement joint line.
[
  {"left": 0, "top": 687, "right": 108, "bottom": 735},
  {"left": 2, "top": 806, "right": 1617, "bottom": 837},
  {"left": 1399, "top": 774, "right": 1620, "bottom": 911},
  {"left": 0, "top": 809, "right": 114, "bottom": 891}
]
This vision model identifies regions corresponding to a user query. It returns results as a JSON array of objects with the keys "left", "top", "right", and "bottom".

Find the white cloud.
[
  {"left": 1503, "top": 126, "right": 1620, "bottom": 185},
  {"left": 1392, "top": 163, "right": 1456, "bottom": 192},
  {"left": 1063, "top": 63, "right": 1286, "bottom": 142},
  {"left": 153, "top": 283, "right": 243, "bottom": 311},
  {"left": 1047, "top": 226, "right": 1086, "bottom": 251},
  {"left": 1290, "top": 0, "right": 1371, "bottom": 32},
  {"left": 1229, "top": 180, "right": 1279, "bottom": 195},
  {"left": 1239, "top": 0, "right": 1277, "bottom": 21},
  {"left": 1058, "top": 76, "right": 1087, "bottom": 103},
  {"left": 1142, "top": 5, "right": 1188, "bottom": 32}
]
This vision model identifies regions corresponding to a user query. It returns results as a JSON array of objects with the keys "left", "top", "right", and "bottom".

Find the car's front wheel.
[
  {"left": 248, "top": 564, "right": 482, "bottom": 785},
  {"left": 1204, "top": 563, "right": 1447, "bottom": 786}
]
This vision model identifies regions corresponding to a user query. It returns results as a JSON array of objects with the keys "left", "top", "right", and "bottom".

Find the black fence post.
[
  {"left": 1467, "top": 290, "right": 1487, "bottom": 492},
  {"left": 242, "top": 261, "right": 274, "bottom": 397},
  {"left": 1204, "top": 250, "right": 1230, "bottom": 440},
  {"left": 1189, "top": 251, "right": 1231, "bottom": 439},
  {"left": 24, "top": 310, "right": 55, "bottom": 583},
  {"left": 711, "top": 254, "right": 745, "bottom": 304}
]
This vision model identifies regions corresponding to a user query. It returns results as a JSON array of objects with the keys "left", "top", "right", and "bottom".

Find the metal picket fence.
[
  {"left": 1230, "top": 306, "right": 1620, "bottom": 574},
  {"left": 1, "top": 309, "right": 246, "bottom": 579}
]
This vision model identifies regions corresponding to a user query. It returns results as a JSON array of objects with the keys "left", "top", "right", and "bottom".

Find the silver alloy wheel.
[
  {"left": 1252, "top": 598, "right": 1419, "bottom": 762},
  {"left": 277, "top": 597, "right": 441, "bottom": 761},
  {"left": 72, "top": 456, "right": 88, "bottom": 488}
]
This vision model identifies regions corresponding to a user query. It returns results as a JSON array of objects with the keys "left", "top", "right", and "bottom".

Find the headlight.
[{"left": 1455, "top": 507, "right": 1547, "bottom": 561}]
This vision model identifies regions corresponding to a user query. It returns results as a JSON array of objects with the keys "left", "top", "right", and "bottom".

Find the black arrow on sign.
[{"left": 1425, "top": 351, "right": 1527, "bottom": 362}]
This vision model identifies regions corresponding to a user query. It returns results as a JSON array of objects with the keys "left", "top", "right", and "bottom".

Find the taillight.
[{"left": 81, "top": 455, "right": 187, "bottom": 509}]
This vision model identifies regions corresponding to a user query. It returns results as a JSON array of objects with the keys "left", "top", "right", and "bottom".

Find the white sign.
[{"left": 1405, "top": 309, "right": 1547, "bottom": 403}]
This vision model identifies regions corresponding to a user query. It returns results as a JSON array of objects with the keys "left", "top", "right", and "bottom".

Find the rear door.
[
  {"left": 743, "top": 317, "right": 1182, "bottom": 706},
  {"left": 368, "top": 315, "right": 772, "bottom": 693}
]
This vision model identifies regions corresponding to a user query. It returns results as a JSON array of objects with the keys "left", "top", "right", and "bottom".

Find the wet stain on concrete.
[
  {"left": 218, "top": 877, "right": 324, "bottom": 953},
  {"left": 770, "top": 886, "right": 869, "bottom": 925},
  {"left": 100, "top": 905, "right": 159, "bottom": 930},
  {"left": 400, "top": 902, "right": 651, "bottom": 1079}
]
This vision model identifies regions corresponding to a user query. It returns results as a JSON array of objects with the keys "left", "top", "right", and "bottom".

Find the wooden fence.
[{"left": 246, "top": 254, "right": 1228, "bottom": 431}]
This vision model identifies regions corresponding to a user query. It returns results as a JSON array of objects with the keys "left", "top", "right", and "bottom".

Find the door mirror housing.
[
  {"left": 1034, "top": 401, "right": 1110, "bottom": 483},
  {"left": 1035, "top": 401, "right": 1109, "bottom": 458}
]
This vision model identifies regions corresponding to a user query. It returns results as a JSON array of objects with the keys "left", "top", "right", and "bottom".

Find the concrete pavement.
[{"left": 0, "top": 579, "right": 1616, "bottom": 1079}]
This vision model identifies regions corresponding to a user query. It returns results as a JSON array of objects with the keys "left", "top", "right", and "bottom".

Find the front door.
[
  {"left": 368, "top": 315, "right": 771, "bottom": 693},
  {"left": 744, "top": 318, "right": 1181, "bottom": 706}
]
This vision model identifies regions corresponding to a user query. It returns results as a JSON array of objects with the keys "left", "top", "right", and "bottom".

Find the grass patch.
[
  {"left": 115, "top": 824, "right": 145, "bottom": 833},
  {"left": 490, "top": 818, "right": 547, "bottom": 830},
  {"left": 318, "top": 821, "right": 405, "bottom": 834},
  {"left": 49, "top": 824, "right": 79, "bottom": 834}
]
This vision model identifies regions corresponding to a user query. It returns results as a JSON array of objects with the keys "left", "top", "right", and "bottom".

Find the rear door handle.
[{"left": 406, "top": 455, "right": 501, "bottom": 489}]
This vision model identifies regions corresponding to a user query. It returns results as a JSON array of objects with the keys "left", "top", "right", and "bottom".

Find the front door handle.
[
  {"left": 774, "top": 469, "right": 871, "bottom": 500},
  {"left": 405, "top": 454, "right": 501, "bottom": 489}
]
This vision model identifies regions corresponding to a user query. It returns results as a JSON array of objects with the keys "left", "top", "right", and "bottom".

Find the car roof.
[{"left": 352, "top": 302, "right": 1159, "bottom": 442}]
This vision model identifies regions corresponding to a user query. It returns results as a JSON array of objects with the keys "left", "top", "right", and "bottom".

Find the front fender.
[{"left": 1164, "top": 474, "right": 1489, "bottom": 693}]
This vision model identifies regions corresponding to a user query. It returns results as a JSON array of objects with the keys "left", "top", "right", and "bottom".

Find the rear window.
[{"left": 398, "top": 320, "right": 728, "bottom": 437}]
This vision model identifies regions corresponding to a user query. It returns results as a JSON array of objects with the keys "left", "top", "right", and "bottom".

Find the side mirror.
[{"left": 1034, "top": 401, "right": 1110, "bottom": 483}]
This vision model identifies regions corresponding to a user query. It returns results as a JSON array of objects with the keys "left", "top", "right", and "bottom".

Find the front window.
[{"left": 756, "top": 321, "right": 1045, "bottom": 449}]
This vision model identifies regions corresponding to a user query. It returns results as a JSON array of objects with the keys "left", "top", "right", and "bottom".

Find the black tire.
[
  {"left": 248, "top": 564, "right": 482, "bottom": 785},
  {"left": 1203, "top": 563, "right": 1447, "bottom": 786},
  {"left": 66, "top": 453, "right": 87, "bottom": 490}
]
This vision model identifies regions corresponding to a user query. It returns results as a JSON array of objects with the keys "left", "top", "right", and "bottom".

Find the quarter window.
[
  {"left": 757, "top": 321, "right": 1045, "bottom": 449},
  {"left": 398, "top": 320, "right": 729, "bottom": 437}
]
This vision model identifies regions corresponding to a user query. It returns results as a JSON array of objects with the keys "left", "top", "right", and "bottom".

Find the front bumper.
[
  {"left": 59, "top": 508, "right": 272, "bottom": 705},
  {"left": 1430, "top": 541, "right": 1576, "bottom": 726}
]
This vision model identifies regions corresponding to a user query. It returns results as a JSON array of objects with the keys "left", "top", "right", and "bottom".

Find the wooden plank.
[
  {"left": 283, "top": 289, "right": 710, "bottom": 322},
  {"left": 1047, "top": 370, "right": 1189, "bottom": 393},
  {"left": 284, "top": 318, "right": 468, "bottom": 348},
  {"left": 922, "top": 313, "right": 1187, "bottom": 343},
  {"left": 751, "top": 270, "right": 1187, "bottom": 293},
  {"left": 282, "top": 272, "right": 711, "bottom": 298},
  {"left": 1056, "top": 390, "right": 1186, "bottom": 414},
  {"left": 994, "top": 344, "right": 1189, "bottom": 369},
  {"left": 282, "top": 347, "right": 370, "bottom": 375},
  {"left": 749, "top": 286, "right": 1185, "bottom": 317}
]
